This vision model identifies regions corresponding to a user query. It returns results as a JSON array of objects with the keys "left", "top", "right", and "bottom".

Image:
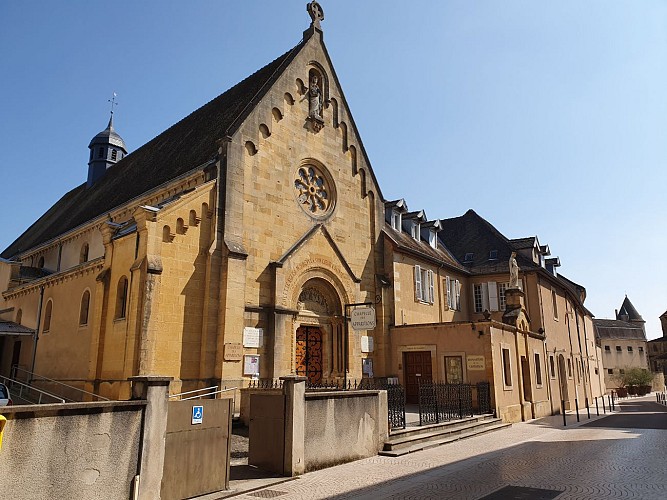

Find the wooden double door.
[
  {"left": 404, "top": 351, "right": 432, "bottom": 404},
  {"left": 295, "top": 326, "right": 323, "bottom": 384}
]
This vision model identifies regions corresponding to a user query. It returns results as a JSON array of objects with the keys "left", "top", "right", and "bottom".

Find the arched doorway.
[{"left": 294, "top": 278, "right": 343, "bottom": 384}]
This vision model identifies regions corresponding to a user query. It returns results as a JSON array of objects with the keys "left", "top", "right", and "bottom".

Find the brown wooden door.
[
  {"left": 404, "top": 351, "right": 432, "bottom": 404},
  {"left": 295, "top": 326, "right": 323, "bottom": 384}
]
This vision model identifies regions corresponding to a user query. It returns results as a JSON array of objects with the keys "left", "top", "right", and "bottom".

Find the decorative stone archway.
[{"left": 293, "top": 278, "right": 344, "bottom": 382}]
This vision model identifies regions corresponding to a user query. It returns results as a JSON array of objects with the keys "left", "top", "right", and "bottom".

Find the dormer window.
[
  {"left": 391, "top": 210, "right": 401, "bottom": 231},
  {"left": 464, "top": 253, "right": 474, "bottom": 263},
  {"left": 489, "top": 250, "right": 498, "bottom": 260},
  {"left": 429, "top": 229, "right": 437, "bottom": 249},
  {"left": 411, "top": 222, "right": 420, "bottom": 241}
]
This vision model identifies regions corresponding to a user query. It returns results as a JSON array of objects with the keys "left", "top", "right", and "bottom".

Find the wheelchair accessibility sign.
[{"left": 192, "top": 405, "right": 204, "bottom": 425}]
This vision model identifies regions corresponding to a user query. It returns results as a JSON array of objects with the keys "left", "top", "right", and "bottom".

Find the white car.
[{"left": 0, "top": 383, "right": 11, "bottom": 406}]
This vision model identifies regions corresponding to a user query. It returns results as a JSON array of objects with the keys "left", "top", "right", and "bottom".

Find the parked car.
[{"left": 0, "top": 382, "right": 12, "bottom": 406}]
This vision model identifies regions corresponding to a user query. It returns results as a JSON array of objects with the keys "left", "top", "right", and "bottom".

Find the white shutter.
[
  {"left": 455, "top": 280, "right": 461, "bottom": 310},
  {"left": 488, "top": 281, "right": 499, "bottom": 311},
  {"left": 445, "top": 276, "right": 451, "bottom": 310},
  {"left": 482, "top": 282, "right": 490, "bottom": 312},
  {"left": 414, "top": 266, "right": 422, "bottom": 301},
  {"left": 428, "top": 270, "right": 435, "bottom": 304}
]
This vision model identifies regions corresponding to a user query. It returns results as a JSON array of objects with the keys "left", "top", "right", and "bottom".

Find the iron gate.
[{"left": 418, "top": 381, "right": 492, "bottom": 426}]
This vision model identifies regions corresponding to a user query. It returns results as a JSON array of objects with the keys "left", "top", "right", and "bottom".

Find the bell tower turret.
[{"left": 87, "top": 96, "right": 127, "bottom": 187}]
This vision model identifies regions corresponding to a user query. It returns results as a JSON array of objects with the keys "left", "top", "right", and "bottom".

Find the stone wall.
[
  {"left": 0, "top": 401, "right": 144, "bottom": 500},
  {"left": 304, "top": 390, "right": 388, "bottom": 472}
]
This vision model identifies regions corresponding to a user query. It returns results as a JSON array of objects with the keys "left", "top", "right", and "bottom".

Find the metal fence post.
[{"left": 562, "top": 400, "right": 566, "bottom": 426}]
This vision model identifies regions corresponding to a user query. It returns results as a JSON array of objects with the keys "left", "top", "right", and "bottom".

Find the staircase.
[{"left": 380, "top": 414, "right": 510, "bottom": 457}]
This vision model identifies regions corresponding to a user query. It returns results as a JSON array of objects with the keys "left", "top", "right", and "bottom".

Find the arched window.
[
  {"left": 15, "top": 309, "right": 22, "bottom": 325},
  {"left": 38, "top": 256, "right": 45, "bottom": 268},
  {"left": 43, "top": 300, "right": 53, "bottom": 333},
  {"left": 80, "top": 243, "right": 89, "bottom": 264},
  {"left": 79, "top": 290, "right": 91, "bottom": 326},
  {"left": 176, "top": 218, "right": 186, "bottom": 235},
  {"left": 115, "top": 277, "right": 128, "bottom": 319}
]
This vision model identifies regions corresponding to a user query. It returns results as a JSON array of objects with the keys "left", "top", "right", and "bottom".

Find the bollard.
[
  {"left": 602, "top": 395, "right": 606, "bottom": 414},
  {"left": 612, "top": 392, "right": 615, "bottom": 411},
  {"left": 562, "top": 400, "right": 566, "bottom": 426},
  {"left": 585, "top": 397, "right": 590, "bottom": 419},
  {"left": 595, "top": 396, "right": 599, "bottom": 416},
  {"left": 575, "top": 399, "right": 580, "bottom": 422}
]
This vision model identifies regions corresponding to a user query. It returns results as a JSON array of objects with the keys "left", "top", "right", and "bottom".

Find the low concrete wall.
[
  {"left": 0, "top": 401, "right": 144, "bottom": 500},
  {"left": 304, "top": 390, "right": 388, "bottom": 472}
]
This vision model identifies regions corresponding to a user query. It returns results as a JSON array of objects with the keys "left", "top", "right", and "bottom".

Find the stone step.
[
  {"left": 385, "top": 417, "right": 504, "bottom": 450},
  {"left": 390, "top": 414, "right": 496, "bottom": 440},
  {"left": 379, "top": 421, "right": 512, "bottom": 457}
]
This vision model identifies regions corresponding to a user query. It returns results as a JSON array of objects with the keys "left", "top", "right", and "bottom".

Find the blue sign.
[{"left": 192, "top": 405, "right": 203, "bottom": 425}]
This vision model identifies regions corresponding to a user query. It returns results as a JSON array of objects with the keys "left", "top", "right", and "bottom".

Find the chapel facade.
[{"left": 0, "top": 2, "right": 606, "bottom": 421}]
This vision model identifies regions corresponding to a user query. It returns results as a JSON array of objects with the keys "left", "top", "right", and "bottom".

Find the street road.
[{"left": 232, "top": 397, "right": 667, "bottom": 499}]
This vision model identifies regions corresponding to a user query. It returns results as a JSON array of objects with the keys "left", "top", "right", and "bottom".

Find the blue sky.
[{"left": 1, "top": 1, "right": 665, "bottom": 338}]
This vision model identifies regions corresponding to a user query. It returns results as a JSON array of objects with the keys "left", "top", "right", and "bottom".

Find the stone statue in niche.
[
  {"left": 509, "top": 251, "right": 520, "bottom": 288},
  {"left": 308, "top": 75, "right": 323, "bottom": 120}
]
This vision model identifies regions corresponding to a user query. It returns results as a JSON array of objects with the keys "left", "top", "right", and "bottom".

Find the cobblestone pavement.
[{"left": 233, "top": 397, "right": 667, "bottom": 500}]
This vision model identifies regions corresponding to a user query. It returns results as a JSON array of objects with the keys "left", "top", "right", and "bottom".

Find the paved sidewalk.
[{"left": 226, "top": 396, "right": 666, "bottom": 499}]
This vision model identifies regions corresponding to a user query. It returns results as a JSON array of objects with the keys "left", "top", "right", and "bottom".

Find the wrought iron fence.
[
  {"left": 246, "top": 377, "right": 406, "bottom": 430},
  {"left": 418, "top": 381, "right": 492, "bottom": 426},
  {"left": 247, "top": 379, "right": 283, "bottom": 390}
]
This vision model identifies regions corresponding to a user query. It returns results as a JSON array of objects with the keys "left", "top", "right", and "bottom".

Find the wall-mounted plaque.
[
  {"left": 466, "top": 355, "right": 486, "bottom": 371},
  {"left": 361, "top": 336, "right": 374, "bottom": 353},
  {"left": 243, "top": 355, "right": 260, "bottom": 376},
  {"left": 243, "top": 327, "right": 263, "bottom": 348},
  {"left": 224, "top": 343, "right": 243, "bottom": 361}
]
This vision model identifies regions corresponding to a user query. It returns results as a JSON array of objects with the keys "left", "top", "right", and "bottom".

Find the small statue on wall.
[
  {"left": 509, "top": 251, "right": 520, "bottom": 289},
  {"left": 308, "top": 75, "right": 323, "bottom": 120}
]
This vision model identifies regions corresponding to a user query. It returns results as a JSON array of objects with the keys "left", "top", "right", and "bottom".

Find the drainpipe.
[{"left": 30, "top": 286, "right": 45, "bottom": 378}]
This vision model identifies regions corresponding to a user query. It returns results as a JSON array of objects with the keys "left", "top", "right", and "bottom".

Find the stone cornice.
[{"left": 2, "top": 257, "right": 105, "bottom": 299}]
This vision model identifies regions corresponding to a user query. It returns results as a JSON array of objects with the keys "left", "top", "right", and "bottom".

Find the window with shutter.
[
  {"left": 488, "top": 282, "right": 499, "bottom": 311},
  {"left": 445, "top": 276, "right": 451, "bottom": 310},
  {"left": 455, "top": 280, "right": 461, "bottom": 310},
  {"left": 481, "top": 282, "right": 490, "bottom": 312},
  {"left": 414, "top": 265, "right": 422, "bottom": 301},
  {"left": 428, "top": 270, "right": 434, "bottom": 304}
]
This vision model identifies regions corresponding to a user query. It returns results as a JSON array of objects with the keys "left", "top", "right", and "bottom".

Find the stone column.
[
  {"left": 281, "top": 375, "right": 307, "bottom": 476},
  {"left": 130, "top": 375, "right": 172, "bottom": 500}
]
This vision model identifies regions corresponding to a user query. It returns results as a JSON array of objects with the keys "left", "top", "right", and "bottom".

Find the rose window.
[{"left": 294, "top": 165, "right": 331, "bottom": 215}]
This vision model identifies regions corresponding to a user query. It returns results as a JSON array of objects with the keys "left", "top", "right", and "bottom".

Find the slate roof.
[
  {"left": 438, "top": 209, "right": 538, "bottom": 275},
  {"left": 2, "top": 41, "right": 305, "bottom": 259},
  {"left": 594, "top": 318, "right": 646, "bottom": 341},
  {"left": 617, "top": 296, "right": 644, "bottom": 322},
  {"left": 383, "top": 224, "right": 466, "bottom": 273},
  {"left": 0, "top": 320, "right": 35, "bottom": 336}
]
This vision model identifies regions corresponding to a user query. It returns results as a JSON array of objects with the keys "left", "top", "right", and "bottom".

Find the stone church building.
[{"left": 0, "top": 2, "right": 606, "bottom": 420}]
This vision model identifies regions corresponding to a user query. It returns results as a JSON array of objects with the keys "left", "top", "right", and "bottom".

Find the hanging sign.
[{"left": 351, "top": 307, "right": 376, "bottom": 331}]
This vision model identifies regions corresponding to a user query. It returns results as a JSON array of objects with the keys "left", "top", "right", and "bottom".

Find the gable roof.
[
  {"left": 438, "top": 209, "right": 538, "bottom": 275},
  {"left": 2, "top": 41, "right": 305, "bottom": 259},
  {"left": 383, "top": 224, "right": 466, "bottom": 273},
  {"left": 594, "top": 318, "right": 646, "bottom": 341}
]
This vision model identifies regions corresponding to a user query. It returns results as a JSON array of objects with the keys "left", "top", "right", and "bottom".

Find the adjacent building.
[
  {"left": 647, "top": 310, "right": 667, "bottom": 379},
  {"left": 593, "top": 297, "right": 649, "bottom": 390}
]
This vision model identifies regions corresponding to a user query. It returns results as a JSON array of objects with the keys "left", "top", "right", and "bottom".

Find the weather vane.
[{"left": 108, "top": 92, "right": 118, "bottom": 116}]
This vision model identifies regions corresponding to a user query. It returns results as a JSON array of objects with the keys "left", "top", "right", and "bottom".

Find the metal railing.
[
  {"left": 418, "top": 381, "right": 492, "bottom": 426},
  {"left": 12, "top": 366, "right": 109, "bottom": 402},
  {"left": 1, "top": 374, "right": 67, "bottom": 404}
]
